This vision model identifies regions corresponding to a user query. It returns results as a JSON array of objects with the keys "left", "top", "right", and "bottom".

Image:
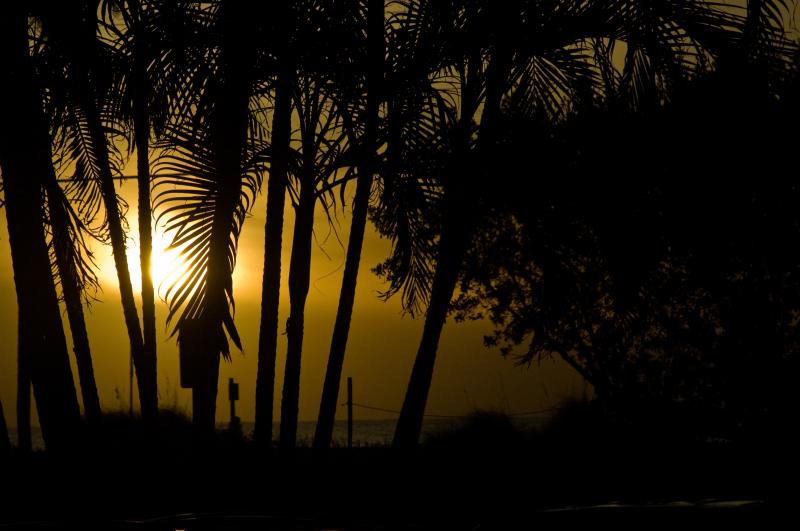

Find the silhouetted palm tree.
[
  {"left": 279, "top": 71, "right": 354, "bottom": 450},
  {"left": 386, "top": 0, "right": 758, "bottom": 448},
  {"left": 100, "top": 0, "right": 172, "bottom": 413},
  {"left": 155, "top": 0, "right": 270, "bottom": 432},
  {"left": 44, "top": 176, "right": 102, "bottom": 422},
  {"left": 254, "top": 1, "right": 296, "bottom": 448},
  {"left": 36, "top": 0, "right": 157, "bottom": 421},
  {"left": 384, "top": 0, "right": 544, "bottom": 449},
  {"left": 314, "top": 0, "right": 385, "bottom": 453},
  {"left": 0, "top": 5, "right": 81, "bottom": 451}
]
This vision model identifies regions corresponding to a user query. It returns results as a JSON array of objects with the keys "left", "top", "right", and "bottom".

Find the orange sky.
[{"left": 0, "top": 176, "right": 585, "bottom": 431}]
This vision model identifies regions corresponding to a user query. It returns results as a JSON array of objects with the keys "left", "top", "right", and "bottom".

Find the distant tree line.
[{"left": 0, "top": 0, "right": 797, "bottom": 453}]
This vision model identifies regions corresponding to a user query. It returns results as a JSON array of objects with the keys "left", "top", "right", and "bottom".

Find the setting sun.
[{"left": 104, "top": 227, "right": 187, "bottom": 296}]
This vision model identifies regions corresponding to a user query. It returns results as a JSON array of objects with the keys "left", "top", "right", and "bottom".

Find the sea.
[{"left": 8, "top": 416, "right": 550, "bottom": 450}]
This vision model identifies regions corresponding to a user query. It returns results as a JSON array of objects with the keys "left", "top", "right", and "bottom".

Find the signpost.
[
  {"left": 347, "top": 376, "right": 353, "bottom": 449},
  {"left": 229, "top": 377, "right": 240, "bottom": 434}
]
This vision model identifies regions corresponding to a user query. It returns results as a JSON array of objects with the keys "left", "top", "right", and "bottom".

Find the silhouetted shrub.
[{"left": 424, "top": 410, "right": 526, "bottom": 453}]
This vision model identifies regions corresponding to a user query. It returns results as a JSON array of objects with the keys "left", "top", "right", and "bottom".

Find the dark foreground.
[{"left": 1, "top": 412, "right": 796, "bottom": 530}]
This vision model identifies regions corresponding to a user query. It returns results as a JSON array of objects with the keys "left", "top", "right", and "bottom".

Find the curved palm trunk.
[
  {"left": 279, "top": 182, "right": 317, "bottom": 450},
  {"left": 313, "top": 0, "right": 383, "bottom": 454},
  {"left": 392, "top": 41, "right": 510, "bottom": 448},
  {"left": 312, "top": 171, "right": 373, "bottom": 452},
  {"left": 0, "top": 6, "right": 81, "bottom": 451},
  {"left": 254, "top": 67, "right": 292, "bottom": 447},
  {"left": 392, "top": 209, "right": 467, "bottom": 449},
  {"left": 46, "top": 180, "right": 102, "bottom": 423},
  {"left": 92, "top": 119, "right": 156, "bottom": 421}
]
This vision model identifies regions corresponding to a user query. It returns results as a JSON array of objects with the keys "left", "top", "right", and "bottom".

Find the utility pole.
[{"left": 347, "top": 376, "right": 353, "bottom": 449}]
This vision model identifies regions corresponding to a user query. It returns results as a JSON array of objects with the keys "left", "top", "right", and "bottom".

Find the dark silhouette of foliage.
[{"left": 454, "top": 39, "right": 800, "bottom": 439}]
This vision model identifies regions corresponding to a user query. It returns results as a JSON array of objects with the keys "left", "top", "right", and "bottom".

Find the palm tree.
[
  {"left": 0, "top": 4, "right": 82, "bottom": 451},
  {"left": 155, "top": 0, "right": 270, "bottom": 432},
  {"left": 313, "top": 0, "right": 384, "bottom": 453},
  {"left": 44, "top": 176, "right": 102, "bottom": 422},
  {"left": 387, "top": 0, "right": 754, "bottom": 448},
  {"left": 36, "top": 0, "right": 157, "bottom": 421},
  {"left": 100, "top": 0, "right": 168, "bottom": 413},
  {"left": 254, "top": 1, "right": 295, "bottom": 448},
  {"left": 384, "top": 0, "right": 524, "bottom": 449},
  {"left": 279, "top": 72, "right": 354, "bottom": 450}
]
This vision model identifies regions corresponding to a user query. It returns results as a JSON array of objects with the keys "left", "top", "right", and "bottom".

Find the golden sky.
[{"left": 0, "top": 175, "right": 584, "bottom": 432}]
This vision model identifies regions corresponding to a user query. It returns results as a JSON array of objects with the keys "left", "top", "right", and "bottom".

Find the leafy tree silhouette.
[{"left": 455, "top": 8, "right": 800, "bottom": 439}]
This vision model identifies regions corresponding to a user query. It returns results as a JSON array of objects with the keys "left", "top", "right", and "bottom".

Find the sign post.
[{"left": 347, "top": 376, "right": 353, "bottom": 449}]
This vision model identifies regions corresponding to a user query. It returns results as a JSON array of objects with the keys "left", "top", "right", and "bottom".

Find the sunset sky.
[{"left": 0, "top": 169, "right": 585, "bottom": 430}]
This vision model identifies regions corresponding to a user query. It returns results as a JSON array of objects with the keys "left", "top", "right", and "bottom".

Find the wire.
[{"left": 343, "top": 402, "right": 560, "bottom": 419}]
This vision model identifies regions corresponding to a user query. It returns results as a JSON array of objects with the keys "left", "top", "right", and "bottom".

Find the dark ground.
[{"left": 1, "top": 410, "right": 796, "bottom": 530}]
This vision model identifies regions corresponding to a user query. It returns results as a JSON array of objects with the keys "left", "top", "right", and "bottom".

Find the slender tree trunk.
[
  {"left": 392, "top": 209, "right": 467, "bottom": 449},
  {"left": 279, "top": 183, "right": 317, "bottom": 450},
  {"left": 391, "top": 42, "right": 510, "bottom": 448},
  {"left": 313, "top": 0, "right": 383, "bottom": 454},
  {"left": 254, "top": 66, "right": 292, "bottom": 447},
  {"left": 46, "top": 180, "right": 102, "bottom": 423},
  {"left": 312, "top": 170, "right": 373, "bottom": 452},
  {"left": 91, "top": 116, "right": 156, "bottom": 420},
  {"left": 0, "top": 6, "right": 81, "bottom": 451},
  {"left": 134, "top": 67, "right": 158, "bottom": 423}
]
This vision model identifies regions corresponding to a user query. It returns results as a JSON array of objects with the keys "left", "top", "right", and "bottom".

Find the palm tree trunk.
[
  {"left": 279, "top": 183, "right": 317, "bottom": 450},
  {"left": 134, "top": 67, "right": 158, "bottom": 423},
  {"left": 254, "top": 66, "right": 292, "bottom": 447},
  {"left": 313, "top": 0, "right": 383, "bottom": 454},
  {"left": 0, "top": 6, "right": 81, "bottom": 451},
  {"left": 46, "top": 179, "right": 102, "bottom": 423},
  {"left": 392, "top": 209, "right": 467, "bottom": 449},
  {"left": 312, "top": 170, "right": 373, "bottom": 452},
  {"left": 92, "top": 117, "right": 156, "bottom": 421}
]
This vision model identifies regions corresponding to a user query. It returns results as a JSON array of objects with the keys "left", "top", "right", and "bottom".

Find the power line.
[{"left": 345, "top": 401, "right": 559, "bottom": 419}]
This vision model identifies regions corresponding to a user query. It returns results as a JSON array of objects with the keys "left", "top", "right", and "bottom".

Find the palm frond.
[{"left": 153, "top": 106, "right": 266, "bottom": 353}]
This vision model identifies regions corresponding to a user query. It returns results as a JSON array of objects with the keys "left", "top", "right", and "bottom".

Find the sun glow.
[{"left": 102, "top": 228, "right": 188, "bottom": 297}]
